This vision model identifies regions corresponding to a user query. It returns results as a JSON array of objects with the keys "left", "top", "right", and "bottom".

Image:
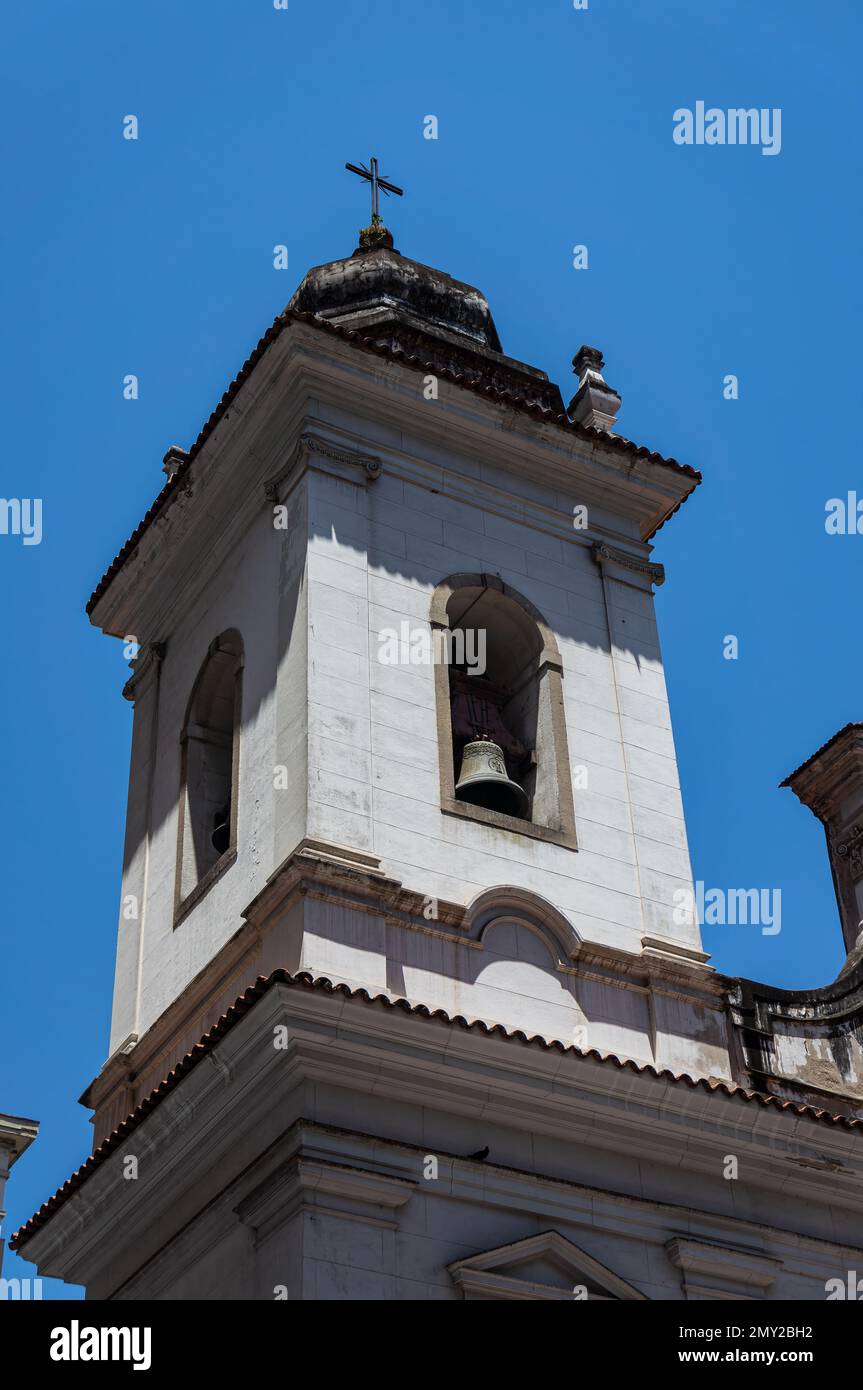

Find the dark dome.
[{"left": 287, "top": 244, "right": 503, "bottom": 353}]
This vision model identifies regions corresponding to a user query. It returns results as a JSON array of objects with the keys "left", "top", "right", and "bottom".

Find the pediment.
[{"left": 448, "top": 1230, "right": 647, "bottom": 1301}]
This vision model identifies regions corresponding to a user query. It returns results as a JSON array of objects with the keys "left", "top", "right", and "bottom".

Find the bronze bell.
[
  {"left": 455, "top": 737, "right": 528, "bottom": 818},
  {"left": 211, "top": 805, "right": 230, "bottom": 856}
]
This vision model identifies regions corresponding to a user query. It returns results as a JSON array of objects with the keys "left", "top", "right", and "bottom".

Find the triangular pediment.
[{"left": 447, "top": 1230, "right": 647, "bottom": 1301}]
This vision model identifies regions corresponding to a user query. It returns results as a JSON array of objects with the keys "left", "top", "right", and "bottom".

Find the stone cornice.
[
  {"left": 80, "top": 838, "right": 730, "bottom": 1134},
  {"left": 781, "top": 723, "right": 863, "bottom": 817},
  {"left": 89, "top": 322, "right": 694, "bottom": 639},
  {"left": 0, "top": 1113, "right": 39, "bottom": 1165},
  {"left": 87, "top": 297, "right": 697, "bottom": 623}
]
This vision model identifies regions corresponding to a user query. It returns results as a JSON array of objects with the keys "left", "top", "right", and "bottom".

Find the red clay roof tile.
[{"left": 11, "top": 968, "right": 857, "bottom": 1252}]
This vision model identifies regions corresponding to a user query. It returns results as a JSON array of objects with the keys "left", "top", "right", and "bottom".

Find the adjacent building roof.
[
  {"left": 780, "top": 722, "right": 863, "bottom": 788},
  {"left": 0, "top": 1112, "right": 39, "bottom": 1164},
  {"left": 11, "top": 967, "right": 860, "bottom": 1252}
]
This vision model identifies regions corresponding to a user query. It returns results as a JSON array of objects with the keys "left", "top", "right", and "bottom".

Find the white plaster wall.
[
  {"left": 111, "top": 1099, "right": 858, "bottom": 1302},
  {"left": 126, "top": 1192, "right": 845, "bottom": 1302},
  {"left": 109, "top": 412, "right": 699, "bottom": 1054},
  {"left": 291, "top": 899, "right": 729, "bottom": 1076},
  {"left": 111, "top": 501, "right": 299, "bottom": 1052},
  {"left": 304, "top": 437, "right": 698, "bottom": 960}
]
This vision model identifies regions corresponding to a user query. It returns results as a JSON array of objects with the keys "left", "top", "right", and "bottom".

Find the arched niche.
[
  {"left": 430, "top": 574, "right": 577, "bottom": 848},
  {"left": 466, "top": 885, "right": 583, "bottom": 966},
  {"left": 175, "top": 629, "right": 244, "bottom": 922}
]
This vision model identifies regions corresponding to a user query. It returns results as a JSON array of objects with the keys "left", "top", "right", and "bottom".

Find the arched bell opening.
[
  {"left": 175, "top": 629, "right": 243, "bottom": 916},
  {"left": 446, "top": 585, "right": 543, "bottom": 820},
  {"left": 430, "top": 575, "right": 577, "bottom": 849}
]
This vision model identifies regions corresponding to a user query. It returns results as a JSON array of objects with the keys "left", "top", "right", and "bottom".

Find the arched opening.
[
  {"left": 176, "top": 629, "right": 243, "bottom": 914},
  {"left": 431, "top": 576, "right": 577, "bottom": 848},
  {"left": 446, "top": 585, "right": 542, "bottom": 818}
]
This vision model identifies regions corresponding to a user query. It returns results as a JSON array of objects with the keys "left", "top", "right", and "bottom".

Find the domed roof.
[{"left": 287, "top": 239, "right": 503, "bottom": 354}]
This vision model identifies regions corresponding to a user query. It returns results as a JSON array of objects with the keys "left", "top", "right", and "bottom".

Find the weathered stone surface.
[
  {"left": 730, "top": 953, "right": 863, "bottom": 1114},
  {"left": 288, "top": 244, "right": 504, "bottom": 351}
]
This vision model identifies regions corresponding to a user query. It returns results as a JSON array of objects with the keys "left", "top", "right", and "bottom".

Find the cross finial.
[{"left": 345, "top": 156, "right": 404, "bottom": 232}]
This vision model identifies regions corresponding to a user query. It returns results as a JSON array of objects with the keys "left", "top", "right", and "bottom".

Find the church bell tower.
[
  {"left": 18, "top": 188, "right": 863, "bottom": 1303},
  {"left": 83, "top": 199, "right": 715, "bottom": 1130}
]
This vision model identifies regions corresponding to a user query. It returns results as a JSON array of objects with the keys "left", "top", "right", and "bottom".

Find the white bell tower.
[
  {"left": 76, "top": 217, "right": 724, "bottom": 1143},
  {"left": 32, "top": 217, "right": 861, "bottom": 1304}
]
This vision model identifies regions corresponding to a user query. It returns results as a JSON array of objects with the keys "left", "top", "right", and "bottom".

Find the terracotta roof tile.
[
  {"left": 780, "top": 721, "right": 863, "bottom": 787},
  {"left": 11, "top": 968, "right": 858, "bottom": 1252}
]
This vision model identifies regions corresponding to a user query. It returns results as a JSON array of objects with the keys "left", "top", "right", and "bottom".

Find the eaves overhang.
[
  {"left": 12, "top": 968, "right": 860, "bottom": 1255},
  {"left": 86, "top": 309, "right": 700, "bottom": 625}
]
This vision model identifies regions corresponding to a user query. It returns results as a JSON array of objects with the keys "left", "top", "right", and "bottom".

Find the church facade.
[{"left": 14, "top": 217, "right": 863, "bottom": 1301}]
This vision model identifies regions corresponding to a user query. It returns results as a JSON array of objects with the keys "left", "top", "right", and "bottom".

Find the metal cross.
[{"left": 345, "top": 157, "right": 404, "bottom": 224}]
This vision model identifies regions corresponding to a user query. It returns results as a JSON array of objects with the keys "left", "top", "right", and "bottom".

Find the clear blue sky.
[{"left": 2, "top": 1, "right": 860, "bottom": 1296}]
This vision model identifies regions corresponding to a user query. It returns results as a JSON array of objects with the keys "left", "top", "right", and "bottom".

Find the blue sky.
[{"left": 1, "top": 0, "right": 860, "bottom": 1296}]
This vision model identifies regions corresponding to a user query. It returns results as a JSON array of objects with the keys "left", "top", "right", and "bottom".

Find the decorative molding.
[
  {"left": 121, "top": 641, "right": 165, "bottom": 703},
  {"left": 263, "top": 430, "right": 381, "bottom": 502},
  {"left": 291, "top": 837, "right": 385, "bottom": 874},
  {"left": 106, "top": 1034, "right": 139, "bottom": 1066},
  {"left": 89, "top": 318, "right": 696, "bottom": 639},
  {"left": 0, "top": 1114, "right": 39, "bottom": 1168},
  {"left": 666, "top": 1236, "right": 782, "bottom": 1301},
  {"left": 302, "top": 432, "right": 383, "bottom": 480},
  {"left": 241, "top": 837, "right": 401, "bottom": 930},
  {"left": 162, "top": 446, "right": 189, "bottom": 479},
  {"left": 834, "top": 822, "right": 863, "bottom": 878},
  {"left": 448, "top": 1229, "right": 647, "bottom": 1301},
  {"left": 781, "top": 727, "right": 863, "bottom": 955},
  {"left": 641, "top": 936, "right": 711, "bottom": 969},
  {"left": 235, "top": 1158, "right": 417, "bottom": 1244},
  {"left": 728, "top": 964, "right": 863, "bottom": 1106},
  {"left": 80, "top": 838, "right": 731, "bottom": 1146},
  {"left": 591, "top": 541, "right": 665, "bottom": 588},
  {"left": 440, "top": 796, "right": 577, "bottom": 848},
  {"left": 467, "top": 885, "right": 582, "bottom": 962},
  {"left": 452, "top": 1268, "right": 579, "bottom": 1300}
]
